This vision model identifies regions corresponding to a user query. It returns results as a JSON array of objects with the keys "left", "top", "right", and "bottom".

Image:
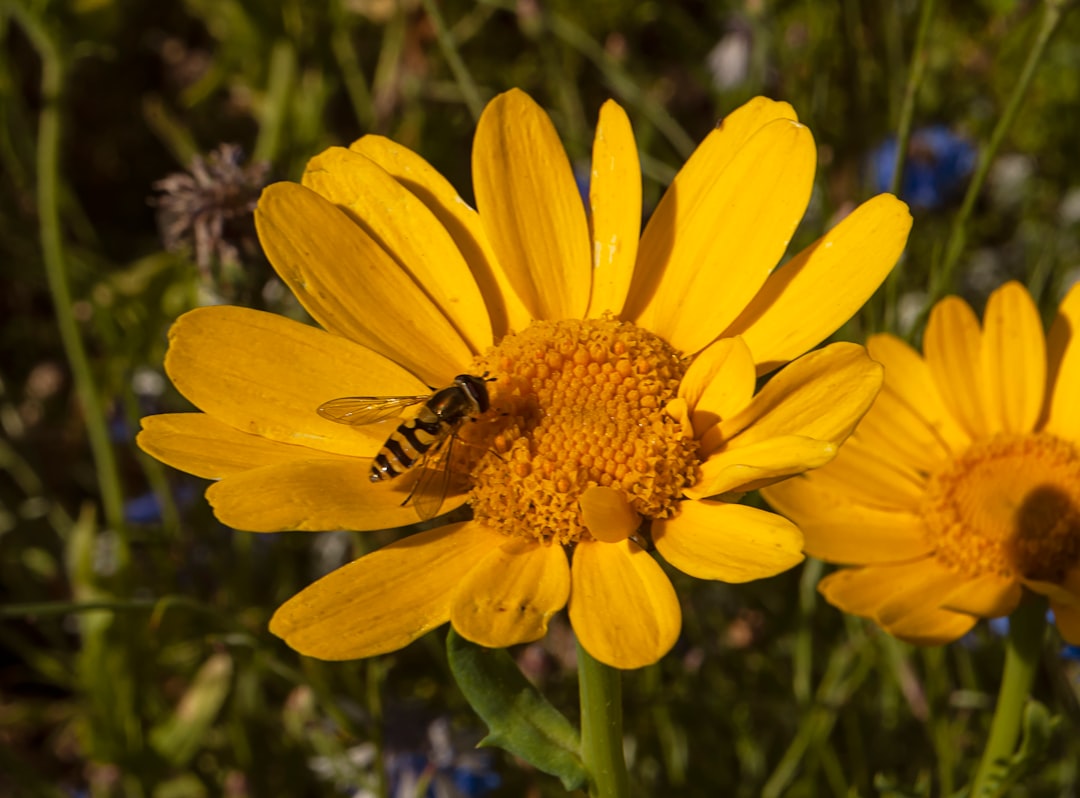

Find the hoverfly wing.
[
  {"left": 408, "top": 432, "right": 459, "bottom": 521},
  {"left": 317, "top": 395, "right": 429, "bottom": 426}
]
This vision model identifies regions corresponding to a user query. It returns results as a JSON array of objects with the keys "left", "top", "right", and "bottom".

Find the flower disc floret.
[
  {"left": 466, "top": 318, "right": 700, "bottom": 545},
  {"left": 922, "top": 432, "right": 1080, "bottom": 582}
]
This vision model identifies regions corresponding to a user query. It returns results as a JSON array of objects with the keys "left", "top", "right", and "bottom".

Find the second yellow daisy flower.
[{"left": 764, "top": 280, "right": 1080, "bottom": 645}]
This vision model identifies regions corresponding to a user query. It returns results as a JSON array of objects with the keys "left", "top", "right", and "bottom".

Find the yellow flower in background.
[
  {"left": 138, "top": 89, "right": 911, "bottom": 668},
  {"left": 763, "top": 281, "right": 1080, "bottom": 645}
]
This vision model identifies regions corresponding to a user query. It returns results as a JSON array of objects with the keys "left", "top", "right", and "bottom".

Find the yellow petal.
[
  {"left": 817, "top": 559, "right": 962, "bottom": 637},
  {"left": 302, "top": 147, "right": 493, "bottom": 355},
  {"left": 580, "top": 485, "right": 640, "bottom": 543},
  {"left": 137, "top": 413, "right": 354, "bottom": 479},
  {"left": 472, "top": 89, "right": 590, "bottom": 320},
  {"left": 882, "top": 606, "right": 977, "bottom": 645},
  {"left": 726, "top": 194, "right": 913, "bottom": 374},
  {"left": 717, "top": 342, "right": 883, "bottom": 448},
  {"left": 980, "top": 281, "right": 1046, "bottom": 434},
  {"left": 256, "top": 182, "right": 473, "bottom": 385},
  {"left": 1051, "top": 601, "right": 1080, "bottom": 644},
  {"left": 632, "top": 118, "right": 816, "bottom": 354},
  {"left": 653, "top": 500, "right": 804, "bottom": 582},
  {"left": 866, "top": 333, "right": 970, "bottom": 455},
  {"left": 1046, "top": 280, "right": 1080, "bottom": 439},
  {"left": 873, "top": 558, "right": 962, "bottom": 627},
  {"left": 1021, "top": 567, "right": 1080, "bottom": 607},
  {"left": 569, "top": 539, "right": 680, "bottom": 669},
  {"left": 818, "top": 566, "right": 906, "bottom": 617},
  {"left": 624, "top": 97, "right": 798, "bottom": 324},
  {"left": 686, "top": 435, "right": 836, "bottom": 499},
  {"left": 924, "top": 295, "right": 993, "bottom": 439},
  {"left": 450, "top": 538, "right": 570, "bottom": 647},
  {"left": 679, "top": 337, "right": 756, "bottom": 441},
  {"left": 806, "top": 436, "right": 927, "bottom": 512},
  {"left": 269, "top": 521, "right": 501, "bottom": 659},
  {"left": 164, "top": 306, "right": 427, "bottom": 456},
  {"left": 586, "top": 100, "right": 641, "bottom": 319},
  {"left": 762, "top": 475, "right": 932, "bottom": 564},
  {"left": 849, "top": 381, "right": 951, "bottom": 475},
  {"left": 348, "top": 134, "right": 532, "bottom": 338},
  {"left": 664, "top": 396, "right": 693, "bottom": 433},
  {"left": 940, "top": 572, "right": 1022, "bottom": 617},
  {"left": 207, "top": 459, "right": 466, "bottom": 531}
]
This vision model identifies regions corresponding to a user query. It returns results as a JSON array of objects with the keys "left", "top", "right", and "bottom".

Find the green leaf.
[
  {"left": 968, "top": 700, "right": 1062, "bottom": 798},
  {"left": 446, "top": 630, "right": 587, "bottom": 791},
  {"left": 150, "top": 652, "right": 234, "bottom": 767}
]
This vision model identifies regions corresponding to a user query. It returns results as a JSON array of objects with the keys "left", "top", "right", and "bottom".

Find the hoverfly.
[{"left": 317, "top": 374, "right": 492, "bottom": 521}]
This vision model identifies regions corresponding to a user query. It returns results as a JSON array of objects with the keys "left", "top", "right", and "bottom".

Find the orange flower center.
[
  {"left": 920, "top": 433, "right": 1080, "bottom": 582},
  {"left": 463, "top": 318, "right": 699, "bottom": 545}
]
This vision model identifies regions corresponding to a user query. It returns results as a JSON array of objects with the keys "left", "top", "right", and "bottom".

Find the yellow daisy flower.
[
  {"left": 138, "top": 89, "right": 911, "bottom": 668},
  {"left": 763, "top": 280, "right": 1080, "bottom": 646}
]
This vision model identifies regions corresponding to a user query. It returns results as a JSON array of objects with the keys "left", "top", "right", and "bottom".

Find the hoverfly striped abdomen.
[
  {"left": 370, "top": 404, "right": 448, "bottom": 481},
  {"left": 317, "top": 374, "right": 492, "bottom": 520}
]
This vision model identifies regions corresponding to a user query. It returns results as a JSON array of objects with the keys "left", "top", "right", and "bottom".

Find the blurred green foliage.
[{"left": 3, "top": 0, "right": 1080, "bottom": 796}]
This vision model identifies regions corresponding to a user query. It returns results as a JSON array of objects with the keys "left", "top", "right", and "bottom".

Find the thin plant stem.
[
  {"left": 476, "top": 0, "right": 696, "bottom": 159},
  {"left": 421, "top": 0, "right": 484, "bottom": 122},
  {"left": 793, "top": 557, "right": 825, "bottom": 707},
  {"left": 9, "top": 1, "right": 125, "bottom": 532},
  {"left": 888, "top": 0, "right": 935, "bottom": 199},
  {"left": 331, "top": 0, "right": 376, "bottom": 130},
  {"left": 761, "top": 638, "right": 873, "bottom": 798},
  {"left": 254, "top": 39, "right": 296, "bottom": 165},
  {"left": 921, "top": 645, "right": 955, "bottom": 795},
  {"left": 577, "top": 640, "right": 629, "bottom": 798},
  {"left": 968, "top": 596, "right": 1047, "bottom": 797},
  {"left": 366, "top": 658, "right": 389, "bottom": 798},
  {"left": 927, "top": 0, "right": 1069, "bottom": 310},
  {"left": 879, "top": 0, "right": 935, "bottom": 331}
]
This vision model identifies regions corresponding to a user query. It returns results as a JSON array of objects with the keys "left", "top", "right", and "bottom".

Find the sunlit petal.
[
  {"left": 727, "top": 194, "right": 912, "bottom": 374},
  {"left": 569, "top": 539, "right": 680, "bottom": 669},
  {"left": 980, "top": 281, "right": 1045, "bottom": 434},
  {"left": 679, "top": 337, "right": 756, "bottom": 441},
  {"left": 256, "top": 182, "right": 473, "bottom": 384},
  {"left": 653, "top": 500, "right": 803, "bottom": 582},
  {"left": 631, "top": 119, "right": 816, "bottom": 354},
  {"left": 924, "top": 295, "right": 992, "bottom": 439},
  {"left": 137, "top": 413, "right": 355, "bottom": 479},
  {"left": 586, "top": 100, "right": 641, "bottom": 318},
  {"left": 269, "top": 522, "right": 501, "bottom": 659},
  {"left": 207, "top": 459, "right": 467, "bottom": 532},
  {"left": 624, "top": 97, "right": 798, "bottom": 323},
  {"left": 580, "top": 485, "right": 639, "bottom": 543},
  {"left": 762, "top": 475, "right": 931, "bottom": 564},
  {"left": 302, "top": 146, "right": 493, "bottom": 355},
  {"left": 687, "top": 435, "right": 836, "bottom": 499},
  {"left": 348, "top": 134, "right": 532, "bottom": 337},
  {"left": 867, "top": 333, "right": 970, "bottom": 454},
  {"left": 450, "top": 538, "right": 570, "bottom": 647},
  {"left": 717, "top": 343, "right": 882, "bottom": 448},
  {"left": 473, "top": 89, "right": 590, "bottom": 320},
  {"left": 164, "top": 305, "right": 427, "bottom": 456},
  {"left": 1046, "top": 280, "right": 1080, "bottom": 439}
]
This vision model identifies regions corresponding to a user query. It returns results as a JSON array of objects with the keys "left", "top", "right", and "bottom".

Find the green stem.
[
  {"left": 577, "top": 640, "right": 629, "bottom": 798},
  {"left": 927, "top": 0, "right": 1068, "bottom": 310},
  {"left": 9, "top": 1, "right": 125, "bottom": 532},
  {"left": 968, "top": 596, "right": 1047, "bottom": 798},
  {"left": 420, "top": 0, "right": 484, "bottom": 122},
  {"left": 253, "top": 39, "right": 296, "bottom": 165},
  {"left": 330, "top": 0, "right": 376, "bottom": 130}
]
